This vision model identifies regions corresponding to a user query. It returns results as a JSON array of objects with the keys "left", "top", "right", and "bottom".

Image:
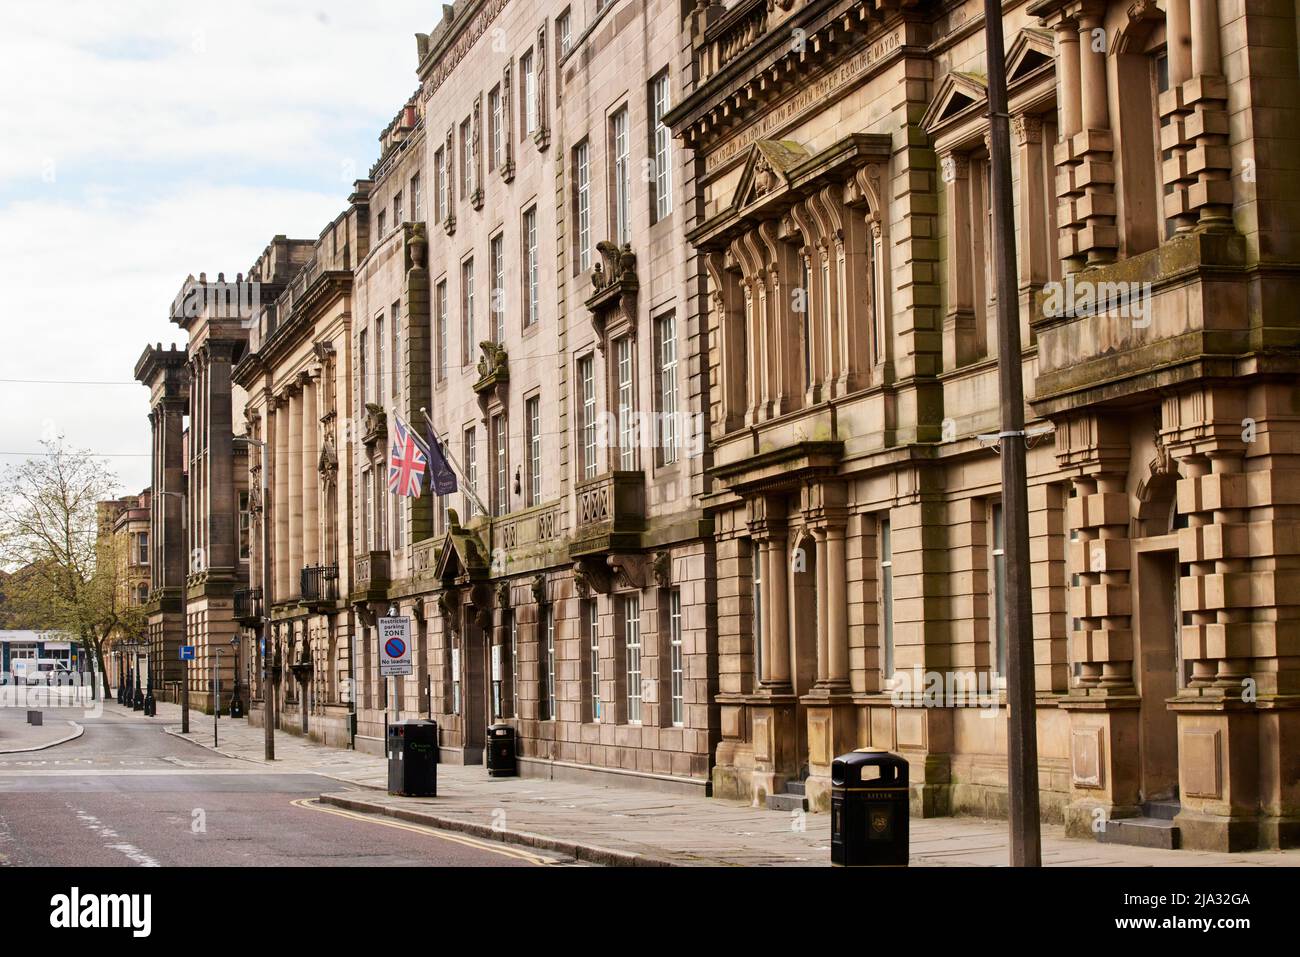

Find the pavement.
[
  {"left": 151, "top": 699, "right": 1300, "bottom": 867},
  {"left": 0, "top": 696, "right": 85, "bottom": 753}
]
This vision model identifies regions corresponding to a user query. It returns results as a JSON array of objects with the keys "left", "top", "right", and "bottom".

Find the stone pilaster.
[{"left": 1057, "top": 412, "right": 1140, "bottom": 836}]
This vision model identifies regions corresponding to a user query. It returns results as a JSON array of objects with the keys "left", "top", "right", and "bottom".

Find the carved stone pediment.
[
  {"left": 919, "top": 71, "right": 989, "bottom": 136},
  {"left": 732, "top": 139, "right": 810, "bottom": 211}
]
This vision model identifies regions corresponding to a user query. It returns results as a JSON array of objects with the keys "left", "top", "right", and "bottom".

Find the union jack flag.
[{"left": 388, "top": 413, "right": 428, "bottom": 498}]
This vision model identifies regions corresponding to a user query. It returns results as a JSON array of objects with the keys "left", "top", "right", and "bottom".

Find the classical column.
[
  {"left": 274, "top": 396, "right": 290, "bottom": 603},
  {"left": 825, "top": 523, "right": 848, "bottom": 685},
  {"left": 206, "top": 342, "right": 237, "bottom": 574},
  {"left": 1075, "top": 4, "right": 1117, "bottom": 265},
  {"left": 1052, "top": 19, "right": 1084, "bottom": 273},
  {"left": 1188, "top": 0, "right": 1232, "bottom": 228},
  {"left": 1013, "top": 114, "right": 1049, "bottom": 292},
  {"left": 813, "top": 528, "right": 829, "bottom": 685},
  {"left": 287, "top": 385, "right": 304, "bottom": 598},
  {"left": 767, "top": 527, "right": 791, "bottom": 688},
  {"left": 301, "top": 375, "right": 320, "bottom": 571},
  {"left": 940, "top": 151, "right": 978, "bottom": 368}
]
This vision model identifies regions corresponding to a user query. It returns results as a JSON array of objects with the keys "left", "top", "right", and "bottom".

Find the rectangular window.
[
  {"left": 574, "top": 140, "right": 591, "bottom": 271},
  {"left": 393, "top": 191, "right": 402, "bottom": 228},
  {"left": 377, "top": 210, "right": 386, "bottom": 238},
  {"left": 526, "top": 395, "right": 542, "bottom": 506},
  {"left": 668, "top": 589, "right": 683, "bottom": 726},
  {"left": 463, "top": 426, "right": 478, "bottom": 519},
  {"left": 373, "top": 467, "right": 387, "bottom": 550},
  {"left": 451, "top": 642, "right": 461, "bottom": 715},
  {"left": 558, "top": 10, "right": 572, "bottom": 56},
  {"left": 510, "top": 610, "right": 519, "bottom": 717},
  {"left": 435, "top": 148, "right": 447, "bottom": 222},
  {"left": 362, "top": 467, "right": 373, "bottom": 550},
  {"left": 611, "top": 107, "right": 630, "bottom": 245},
  {"left": 397, "top": 495, "right": 408, "bottom": 550},
  {"left": 579, "top": 354, "right": 597, "bottom": 479},
  {"left": 624, "top": 595, "right": 642, "bottom": 723},
  {"left": 461, "top": 258, "right": 475, "bottom": 369},
  {"left": 488, "top": 86, "right": 502, "bottom": 171},
  {"left": 650, "top": 72, "right": 672, "bottom": 222},
  {"left": 375, "top": 313, "right": 385, "bottom": 405},
  {"left": 237, "top": 495, "right": 249, "bottom": 561},
  {"left": 616, "top": 336, "right": 636, "bottom": 470},
  {"left": 436, "top": 281, "right": 449, "bottom": 382},
  {"left": 391, "top": 302, "right": 401, "bottom": 398},
  {"left": 991, "top": 502, "right": 1007, "bottom": 677},
  {"left": 410, "top": 172, "right": 421, "bottom": 220},
  {"left": 460, "top": 118, "right": 472, "bottom": 198},
  {"left": 587, "top": 598, "right": 600, "bottom": 721},
  {"left": 543, "top": 604, "right": 556, "bottom": 720},
  {"left": 880, "top": 517, "right": 894, "bottom": 679},
  {"left": 522, "top": 50, "right": 537, "bottom": 136},
  {"left": 490, "top": 234, "right": 505, "bottom": 343},
  {"left": 656, "top": 313, "right": 678, "bottom": 464},
  {"left": 358, "top": 328, "right": 368, "bottom": 404},
  {"left": 139, "top": 530, "right": 151, "bottom": 566},
  {"left": 523, "top": 206, "right": 539, "bottom": 327},
  {"left": 492, "top": 413, "right": 508, "bottom": 517},
  {"left": 751, "top": 541, "right": 763, "bottom": 682}
]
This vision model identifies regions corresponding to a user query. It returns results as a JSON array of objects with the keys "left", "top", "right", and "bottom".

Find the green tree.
[{"left": 0, "top": 438, "right": 144, "bottom": 693}]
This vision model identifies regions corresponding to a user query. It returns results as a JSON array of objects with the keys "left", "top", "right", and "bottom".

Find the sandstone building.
[
  {"left": 133, "top": 0, "right": 1299, "bottom": 851},
  {"left": 668, "top": 0, "right": 1298, "bottom": 849}
]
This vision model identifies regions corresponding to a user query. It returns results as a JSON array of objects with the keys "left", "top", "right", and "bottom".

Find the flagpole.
[{"left": 418, "top": 406, "right": 488, "bottom": 518}]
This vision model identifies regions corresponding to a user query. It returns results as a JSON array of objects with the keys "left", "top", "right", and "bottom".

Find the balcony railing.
[
  {"left": 353, "top": 550, "right": 391, "bottom": 598},
  {"left": 234, "top": 588, "right": 263, "bottom": 624},
  {"left": 300, "top": 563, "right": 339, "bottom": 608},
  {"left": 568, "top": 471, "right": 646, "bottom": 557}
]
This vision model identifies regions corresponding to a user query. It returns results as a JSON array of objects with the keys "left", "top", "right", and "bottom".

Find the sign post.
[
  {"left": 179, "top": 646, "right": 195, "bottom": 734},
  {"left": 378, "top": 616, "right": 413, "bottom": 727}
]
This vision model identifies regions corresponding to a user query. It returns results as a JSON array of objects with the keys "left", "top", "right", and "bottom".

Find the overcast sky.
[{"left": 0, "top": 1, "right": 432, "bottom": 495}]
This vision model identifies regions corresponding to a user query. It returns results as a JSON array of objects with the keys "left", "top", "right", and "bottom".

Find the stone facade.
[
  {"left": 339, "top": 0, "right": 718, "bottom": 794},
  {"left": 133, "top": 0, "right": 1300, "bottom": 850},
  {"left": 233, "top": 224, "right": 364, "bottom": 750},
  {"left": 96, "top": 490, "right": 152, "bottom": 689},
  {"left": 668, "top": 0, "right": 1299, "bottom": 849}
]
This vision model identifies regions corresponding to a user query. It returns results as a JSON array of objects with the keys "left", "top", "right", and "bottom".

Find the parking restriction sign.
[{"left": 378, "top": 617, "right": 413, "bottom": 677}]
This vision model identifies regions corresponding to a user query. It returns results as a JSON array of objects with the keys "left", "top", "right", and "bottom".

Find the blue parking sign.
[{"left": 179, "top": 646, "right": 196, "bottom": 661}]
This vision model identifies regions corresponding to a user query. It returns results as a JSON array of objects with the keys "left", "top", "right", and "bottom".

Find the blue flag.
[{"left": 424, "top": 421, "right": 458, "bottom": 495}]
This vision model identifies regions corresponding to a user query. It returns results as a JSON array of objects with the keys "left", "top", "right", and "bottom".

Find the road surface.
[{"left": 0, "top": 704, "right": 568, "bottom": 867}]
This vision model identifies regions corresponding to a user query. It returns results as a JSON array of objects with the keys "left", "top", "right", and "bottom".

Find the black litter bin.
[
  {"left": 387, "top": 719, "right": 439, "bottom": 797},
  {"left": 486, "top": 724, "right": 517, "bottom": 777},
  {"left": 831, "top": 748, "right": 909, "bottom": 866}
]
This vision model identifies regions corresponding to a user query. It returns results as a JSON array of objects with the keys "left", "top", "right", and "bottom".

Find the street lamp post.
[
  {"left": 233, "top": 435, "right": 274, "bottom": 761},
  {"left": 157, "top": 489, "right": 189, "bottom": 733},
  {"left": 229, "top": 634, "right": 244, "bottom": 718},
  {"left": 981, "top": 0, "right": 1041, "bottom": 866},
  {"left": 132, "top": 643, "right": 143, "bottom": 711}
]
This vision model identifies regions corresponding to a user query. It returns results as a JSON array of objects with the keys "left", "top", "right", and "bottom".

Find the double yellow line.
[{"left": 289, "top": 798, "right": 557, "bottom": 866}]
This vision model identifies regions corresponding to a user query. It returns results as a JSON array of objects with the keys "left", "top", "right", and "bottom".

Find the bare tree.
[{"left": 0, "top": 438, "right": 144, "bottom": 693}]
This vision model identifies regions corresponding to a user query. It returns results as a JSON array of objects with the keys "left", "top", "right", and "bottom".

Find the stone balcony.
[
  {"left": 1030, "top": 230, "right": 1298, "bottom": 414},
  {"left": 568, "top": 472, "right": 646, "bottom": 558},
  {"left": 351, "top": 550, "right": 391, "bottom": 603}
]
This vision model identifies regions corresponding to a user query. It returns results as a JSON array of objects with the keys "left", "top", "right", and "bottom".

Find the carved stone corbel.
[{"left": 606, "top": 554, "right": 646, "bottom": 591}]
